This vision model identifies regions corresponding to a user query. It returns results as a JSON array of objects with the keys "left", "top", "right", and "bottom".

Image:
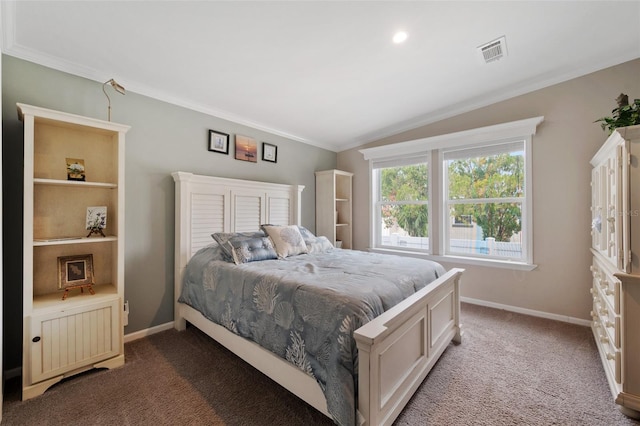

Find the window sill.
[{"left": 369, "top": 248, "right": 538, "bottom": 271}]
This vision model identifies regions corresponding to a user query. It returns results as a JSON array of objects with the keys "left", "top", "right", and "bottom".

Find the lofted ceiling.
[{"left": 2, "top": 1, "right": 640, "bottom": 152}]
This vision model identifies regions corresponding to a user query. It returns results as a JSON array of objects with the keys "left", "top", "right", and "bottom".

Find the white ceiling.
[{"left": 2, "top": 1, "right": 640, "bottom": 152}]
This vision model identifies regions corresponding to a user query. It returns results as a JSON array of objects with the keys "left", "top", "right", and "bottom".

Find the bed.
[{"left": 172, "top": 172, "right": 463, "bottom": 426}]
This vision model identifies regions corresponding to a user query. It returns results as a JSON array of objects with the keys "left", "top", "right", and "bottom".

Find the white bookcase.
[
  {"left": 315, "top": 169, "right": 353, "bottom": 249},
  {"left": 18, "top": 103, "right": 130, "bottom": 400},
  {"left": 590, "top": 124, "right": 640, "bottom": 419}
]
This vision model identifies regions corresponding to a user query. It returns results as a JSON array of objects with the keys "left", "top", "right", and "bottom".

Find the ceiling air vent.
[{"left": 478, "top": 36, "right": 507, "bottom": 63}]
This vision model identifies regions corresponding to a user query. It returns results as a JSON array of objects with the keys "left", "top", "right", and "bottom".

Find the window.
[
  {"left": 444, "top": 141, "right": 526, "bottom": 261},
  {"left": 361, "top": 117, "right": 542, "bottom": 269},
  {"left": 373, "top": 159, "right": 429, "bottom": 251}
]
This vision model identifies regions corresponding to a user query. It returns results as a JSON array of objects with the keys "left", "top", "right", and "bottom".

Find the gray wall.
[
  {"left": 2, "top": 55, "right": 336, "bottom": 370},
  {"left": 338, "top": 58, "right": 640, "bottom": 322}
]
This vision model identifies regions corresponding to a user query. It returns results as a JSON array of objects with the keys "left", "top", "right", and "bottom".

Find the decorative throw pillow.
[
  {"left": 211, "top": 231, "right": 266, "bottom": 262},
  {"left": 261, "top": 224, "right": 317, "bottom": 243},
  {"left": 297, "top": 225, "right": 316, "bottom": 241},
  {"left": 305, "top": 235, "right": 334, "bottom": 254},
  {"left": 262, "top": 225, "right": 309, "bottom": 259},
  {"left": 228, "top": 237, "right": 277, "bottom": 264}
]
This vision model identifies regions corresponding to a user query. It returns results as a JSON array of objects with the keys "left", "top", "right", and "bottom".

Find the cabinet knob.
[{"left": 32, "top": 336, "right": 41, "bottom": 343}]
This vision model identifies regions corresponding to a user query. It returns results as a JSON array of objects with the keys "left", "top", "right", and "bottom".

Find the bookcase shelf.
[
  {"left": 315, "top": 169, "right": 353, "bottom": 249},
  {"left": 33, "top": 236, "right": 118, "bottom": 246},
  {"left": 32, "top": 283, "right": 119, "bottom": 313},
  {"left": 34, "top": 178, "right": 118, "bottom": 188},
  {"left": 18, "top": 103, "right": 130, "bottom": 401}
]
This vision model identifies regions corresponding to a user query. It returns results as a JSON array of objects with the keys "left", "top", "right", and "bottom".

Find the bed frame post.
[
  {"left": 355, "top": 268, "right": 464, "bottom": 426},
  {"left": 172, "top": 171, "right": 192, "bottom": 331},
  {"left": 292, "top": 184, "right": 303, "bottom": 226},
  {"left": 453, "top": 271, "right": 463, "bottom": 344}
]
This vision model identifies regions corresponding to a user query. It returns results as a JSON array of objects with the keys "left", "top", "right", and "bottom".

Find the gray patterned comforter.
[{"left": 179, "top": 245, "right": 446, "bottom": 426}]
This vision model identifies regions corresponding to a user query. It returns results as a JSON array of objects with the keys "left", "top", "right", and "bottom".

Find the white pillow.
[
  {"left": 306, "top": 236, "right": 334, "bottom": 253},
  {"left": 262, "top": 225, "right": 309, "bottom": 259}
]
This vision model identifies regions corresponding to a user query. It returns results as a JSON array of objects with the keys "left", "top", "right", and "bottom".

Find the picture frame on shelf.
[
  {"left": 208, "top": 129, "right": 230, "bottom": 155},
  {"left": 66, "top": 158, "right": 86, "bottom": 181},
  {"left": 58, "top": 254, "right": 95, "bottom": 300},
  {"left": 86, "top": 206, "right": 107, "bottom": 237},
  {"left": 262, "top": 142, "right": 277, "bottom": 163},
  {"left": 235, "top": 135, "right": 258, "bottom": 163}
]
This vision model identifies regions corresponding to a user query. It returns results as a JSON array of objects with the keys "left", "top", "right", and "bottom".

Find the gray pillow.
[
  {"left": 228, "top": 236, "right": 277, "bottom": 264},
  {"left": 211, "top": 231, "right": 266, "bottom": 262}
]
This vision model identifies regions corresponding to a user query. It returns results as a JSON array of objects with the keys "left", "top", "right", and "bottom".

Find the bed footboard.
[{"left": 354, "top": 268, "right": 463, "bottom": 426}]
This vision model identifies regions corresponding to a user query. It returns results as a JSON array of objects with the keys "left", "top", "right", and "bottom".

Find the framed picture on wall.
[
  {"left": 262, "top": 142, "right": 277, "bottom": 163},
  {"left": 208, "top": 130, "right": 230, "bottom": 154},
  {"left": 235, "top": 135, "right": 258, "bottom": 163}
]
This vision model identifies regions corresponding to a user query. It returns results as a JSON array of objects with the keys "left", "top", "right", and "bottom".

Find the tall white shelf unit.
[
  {"left": 315, "top": 169, "right": 353, "bottom": 249},
  {"left": 18, "top": 103, "right": 130, "bottom": 400},
  {"left": 590, "top": 124, "right": 640, "bottom": 419}
]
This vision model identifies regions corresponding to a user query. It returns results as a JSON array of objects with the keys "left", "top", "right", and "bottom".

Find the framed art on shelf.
[
  {"left": 262, "top": 142, "right": 277, "bottom": 163},
  {"left": 58, "top": 254, "right": 95, "bottom": 299},
  {"left": 66, "top": 158, "right": 86, "bottom": 181},
  {"left": 235, "top": 135, "right": 258, "bottom": 162},
  {"left": 208, "top": 130, "right": 230, "bottom": 154},
  {"left": 86, "top": 206, "right": 107, "bottom": 237}
]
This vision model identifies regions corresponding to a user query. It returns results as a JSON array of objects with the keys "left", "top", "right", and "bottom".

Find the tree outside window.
[
  {"left": 446, "top": 144, "right": 525, "bottom": 258},
  {"left": 377, "top": 163, "right": 429, "bottom": 250}
]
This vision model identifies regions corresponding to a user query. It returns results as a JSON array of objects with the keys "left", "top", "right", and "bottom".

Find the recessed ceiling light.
[{"left": 393, "top": 31, "right": 408, "bottom": 44}]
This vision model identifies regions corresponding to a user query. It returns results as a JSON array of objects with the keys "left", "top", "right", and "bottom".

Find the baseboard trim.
[
  {"left": 461, "top": 297, "right": 591, "bottom": 327},
  {"left": 124, "top": 321, "right": 175, "bottom": 344}
]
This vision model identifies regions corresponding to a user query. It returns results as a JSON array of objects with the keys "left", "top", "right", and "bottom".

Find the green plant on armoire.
[{"left": 595, "top": 93, "right": 640, "bottom": 134}]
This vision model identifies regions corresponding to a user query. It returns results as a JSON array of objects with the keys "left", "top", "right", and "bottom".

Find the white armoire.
[{"left": 590, "top": 124, "right": 640, "bottom": 418}]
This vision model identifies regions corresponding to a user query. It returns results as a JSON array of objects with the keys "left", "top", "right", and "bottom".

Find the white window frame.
[
  {"left": 360, "top": 116, "right": 543, "bottom": 270},
  {"left": 372, "top": 155, "right": 431, "bottom": 252},
  {"left": 441, "top": 139, "right": 529, "bottom": 262}
]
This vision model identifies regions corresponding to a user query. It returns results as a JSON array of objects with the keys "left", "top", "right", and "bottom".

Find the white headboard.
[{"left": 172, "top": 172, "right": 305, "bottom": 307}]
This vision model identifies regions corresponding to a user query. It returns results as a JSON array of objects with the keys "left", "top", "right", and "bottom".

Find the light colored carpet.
[{"left": 3, "top": 303, "right": 639, "bottom": 425}]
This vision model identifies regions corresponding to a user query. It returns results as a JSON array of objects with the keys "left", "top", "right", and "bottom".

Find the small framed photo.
[
  {"left": 66, "top": 158, "right": 86, "bottom": 181},
  {"left": 208, "top": 130, "right": 230, "bottom": 155},
  {"left": 86, "top": 206, "right": 107, "bottom": 230},
  {"left": 235, "top": 135, "right": 258, "bottom": 163},
  {"left": 86, "top": 206, "right": 107, "bottom": 237},
  {"left": 58, "top": 254, "right": 94, "bottom": 290},
  {"left": 262, "top": 143, "right": 277, "bottom": 163}
]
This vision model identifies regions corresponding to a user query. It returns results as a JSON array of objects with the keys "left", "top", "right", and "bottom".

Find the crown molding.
[{"left": 0, "top": 2, "right": 338, "bottom": 152}]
